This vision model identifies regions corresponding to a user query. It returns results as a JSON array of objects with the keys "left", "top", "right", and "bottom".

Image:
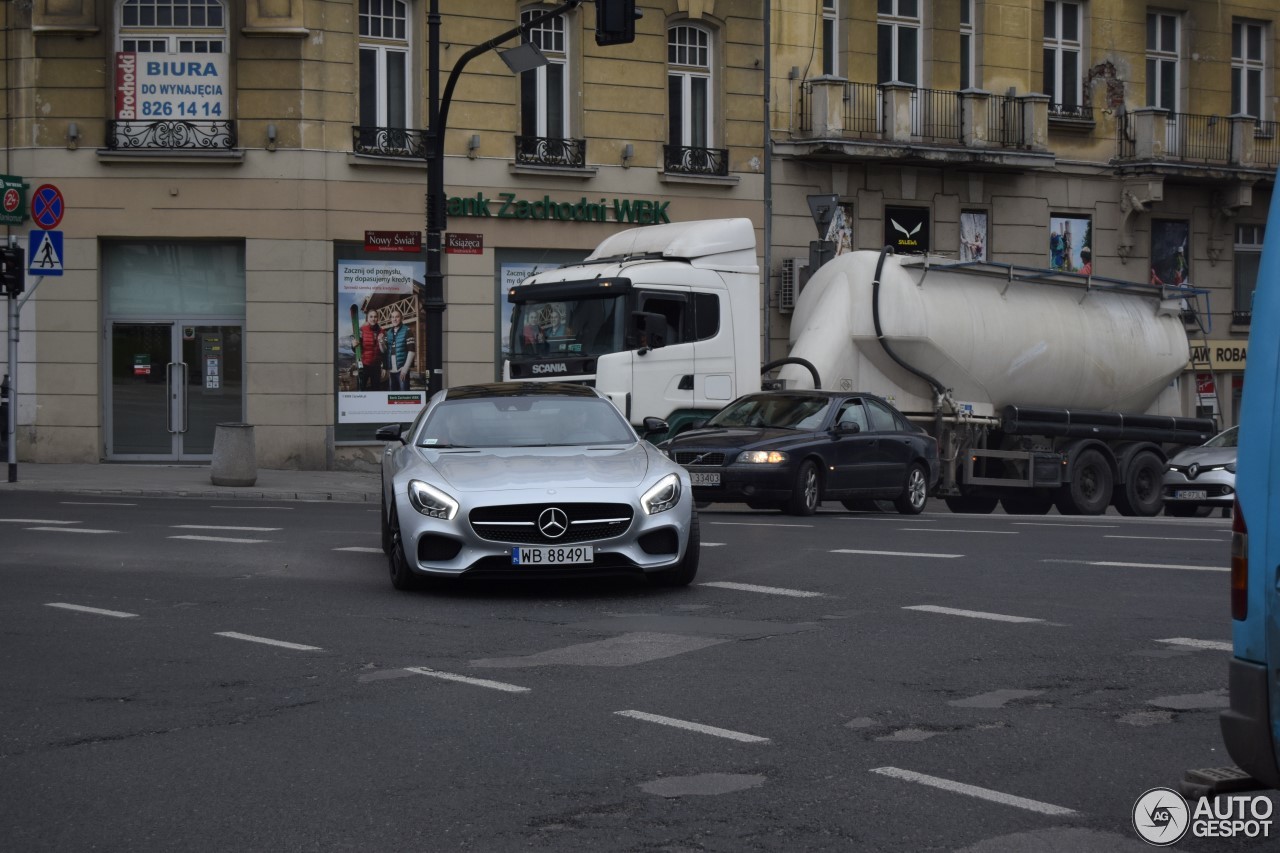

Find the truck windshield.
[{"left": 509, "top": 295, "right": 626, "bottom": 358}]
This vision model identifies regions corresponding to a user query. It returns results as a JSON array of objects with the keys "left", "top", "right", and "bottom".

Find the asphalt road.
[{"left": 0, "top": 492, "right": 1267, "bottom": 852}]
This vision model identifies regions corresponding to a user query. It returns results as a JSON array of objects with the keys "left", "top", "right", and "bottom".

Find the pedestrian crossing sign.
[{"left": 28, "top": 229, "right": 63, "bottom": 277}]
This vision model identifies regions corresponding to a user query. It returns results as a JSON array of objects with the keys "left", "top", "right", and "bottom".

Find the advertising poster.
[
  {"left": 1150, "top": 220, "right": 1190, "bottom": 285},
  {"left": 960, "top": 210, "right": 988, "bottom": 261},
  {"left": 337, "top": 259, "right": 426, "bottom": 424},
  {"left": 826, "top": 202, "right": 855, "bottom": 256},
  {"left": 114, "top": 52, "right": 230, "bottom": 121},
  {"left": 884, "top": 206, "right": 930, "bottom": 254},
  {"left": 498, "top": 261, "right": 563, "bottom": 363},
  {"left": 1049, "top": 215, "right": 1092, "bottom": 273}
]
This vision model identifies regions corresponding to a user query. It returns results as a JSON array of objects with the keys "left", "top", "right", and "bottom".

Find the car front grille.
[
  {"left": 469, "top": 502, "right": 634, "bottom": 545},
  {"left": 673, "top": 450, "right": 727, "bottom": 466}
]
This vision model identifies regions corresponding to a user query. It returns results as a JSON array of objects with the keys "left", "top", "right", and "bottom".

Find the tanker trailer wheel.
[
  {"left": 1054, "top": 449, "right": 1113, "bottom": 516},
  {"left": 1113, "top": 452, "right": 1165, "bottom": 517},
  {"left": 944, "top": 495, "right": 998, "bottom": 514},
  {"left": 893, "top": 463, "right": 929, "bottom": 515},
  {"left": 999, "top": 493, "right": 1053, "bottom": 515},
  {"left": 787, "top": 460, "right": 821, "bottom": 516}
]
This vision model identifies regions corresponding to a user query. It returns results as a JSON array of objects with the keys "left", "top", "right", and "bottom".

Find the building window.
[
  {"left": 1146, "top": 12, "right": 1179, "bottom": 114},
  {"left": 1232, "top": 20, "right": 1267, "bottom": 119},
  {"left": 359, "top": 0, "right": 411, "bottom": 132},
  {"left": 668, "top": 24, "right": 712, "bottom": 149},
  {"left": 960, "top": 0, "right": 976, "bottom": 91},
  {"left": 521, "top": 7, "right": 569, "bottom": 139},
  {"left": 119, "top": 0, "right": 225, "bottom": 52},
  {"left": 822, "top": 0, "right": 839, "bottom": 77},
  {"left": 1234, "top": 223, "right": 1265, "bottom": 321},
  {"left": 877, "top": 0, "right": 920, "bottom": 86},
  {"left": 1044, "top": 1, "right": 1083, "bottom": 116}
]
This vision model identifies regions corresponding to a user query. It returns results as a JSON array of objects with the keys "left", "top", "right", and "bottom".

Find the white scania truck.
[{"left": 503, "top": 218, "right": 1214, "bottom": 516}]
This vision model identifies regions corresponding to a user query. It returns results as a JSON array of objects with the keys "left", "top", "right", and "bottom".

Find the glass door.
[{"left": 108, "top": 322, "right": 243, "bottom": 460}]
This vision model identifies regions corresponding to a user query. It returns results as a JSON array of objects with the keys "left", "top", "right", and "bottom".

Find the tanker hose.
[
  {"left": 871, "top": 246, "right": 948, "bottom": 408},
  {"left": 761, "top": 357, "right": 821, "bottom": 390}
]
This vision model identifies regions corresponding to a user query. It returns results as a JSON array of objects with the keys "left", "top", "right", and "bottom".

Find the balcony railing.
[
  {"left": 514, "top": 135, "right": 586, "bottom": 168},
  {"left": 911, "top": 88, "right": 962, "bottom": 143},
  {"left": 1168, "top": 114, "right": 1231, "bottom": 163},
  {"left": 106, "top": 120, "right": 236, "bottom": 151},
  {"left": 352, "top": 126, "right": 429, "bottom": 158},
  {"left": 987, "top": 94, "right": 1025, "bottom": 147},
  {"left": 1255, "top": 121, "right": 1279, "bottom": 169},
  {"left": 663, "top": 144, "right": 729, "bottom": 176},
  {"left": 1048, "top": 103, "right": 1093, "bottom": 121}
]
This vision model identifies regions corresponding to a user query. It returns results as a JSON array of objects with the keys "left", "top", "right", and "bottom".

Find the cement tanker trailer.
[{"left": 776, "top": 250, "right": 1215, "bottom": 516}]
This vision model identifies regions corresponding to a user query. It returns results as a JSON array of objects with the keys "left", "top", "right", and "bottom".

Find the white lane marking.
[
  {"left": 1049, "top": 559, "right": 1228, "bottom": 573},
  {"left": 870, "top": 767, "right": 1077, "bottom": 817},
  {"left": 1013, "top": 522, "right": 1117, "bottom": 529},
  {"left": 904, "top": 605, "right": 1043, "bottom": 624},
  {"left": 210, "top": 505, "right": 293, "bottom": 510},
  {"left": 833, "top": 549, "right": 962, "bottom": 559},
  {"left": 26, "top": 527, "right": 117, "bottom": 534},
  {"left": 701, "top": 581, "right": 823, "bottom": 598},
  {"left": 1105, "top": 535, "right": 1223, "bottom": 543},
  {"left": 168, "top": 535, "right": 268, "bottom": 544},
  {"left": 172, "top": 525, "right": 282, "bottom": 532},
  {"left": 702, "top": 542, "right": 727, "bottom": 547},
  {"left": 405, "top": 667, "right": 530, "bottom": 693},
  {"left": 711, "top": 521, "right": 814, "bottom": 528},
  {"left": 215, "top": 632, "right": 322, "bottom": 651},
  {"left": 900, "top": 528, "right": 1017, "bottom": 535},
  {"left": 838, "top": 515, "right": 936, "bottom": 522},
  {"left": 1158, "top": 637, "right": 1233, "bottom": 651},
  {"left": 615, "top": 710, "right": 770, "bottom": 744},
  {"left": 0, "top": 519, "right": 80, "bottom": 524},
  {"left": 60, "top": 501, "right": 137, "bottom": 506},
  {"left": 45, "top": 602, "right": 138, "bottom": 618},
  {"left": 334, "top": 546, "right": 383, "bottom": 553}
]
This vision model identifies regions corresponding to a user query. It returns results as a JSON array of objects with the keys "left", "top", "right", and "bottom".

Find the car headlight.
[
  {"left": 642, "top": 473, "right": 681, "bottom": 515},
  {"left": 407, "top": 479, "right": 459, "bottom": 520},
  {"left": 737, "top": 450, "right": 788, "bottom": 464}
]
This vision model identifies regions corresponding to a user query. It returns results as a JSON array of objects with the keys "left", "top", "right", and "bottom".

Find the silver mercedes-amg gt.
[{"left": 376, "top": 382, "right": 698, "bottom": 590}]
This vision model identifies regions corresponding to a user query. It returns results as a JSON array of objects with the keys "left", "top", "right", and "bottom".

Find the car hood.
[
  {"left": 414, "top": 443, "right": 652, "bottom": 491},
  {"left": 1169, "top": 446, "right": 1237, "bottom": 467},
  {"left": 668, "top": 427, "right": 815, "bottom": 451}
]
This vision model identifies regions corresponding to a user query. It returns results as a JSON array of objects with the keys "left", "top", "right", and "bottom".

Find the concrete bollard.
[{"left": 211, "top": 422, "right": 257, "bottom": 487}]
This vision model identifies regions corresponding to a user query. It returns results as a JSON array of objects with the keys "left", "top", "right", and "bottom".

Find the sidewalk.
[{"left": 0, "top": 462, "right": 381, "bottom": 503}]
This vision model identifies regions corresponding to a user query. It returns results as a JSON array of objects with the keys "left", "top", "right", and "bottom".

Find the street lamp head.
[{"left": 499, "top": 41, "right": 548, "bottom": 74}]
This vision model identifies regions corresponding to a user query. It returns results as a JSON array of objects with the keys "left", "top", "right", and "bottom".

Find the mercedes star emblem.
[{"left": 538, "top": 507, "right": 568, "bottom": 539}]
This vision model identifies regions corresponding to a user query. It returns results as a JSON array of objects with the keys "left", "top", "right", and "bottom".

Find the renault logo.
[
  {"left": 538, "top": 507, "right": 568, "bottom": 539},
  {"left": 1188, "top": 463, "right": 1200, "bottom": 480}
]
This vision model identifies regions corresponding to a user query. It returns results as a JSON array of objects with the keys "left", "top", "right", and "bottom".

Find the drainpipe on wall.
[{"left": 762, "top": 0, "right": 772, "bottom": 368}]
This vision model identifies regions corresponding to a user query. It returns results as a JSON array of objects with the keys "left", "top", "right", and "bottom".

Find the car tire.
[
  {"left": 944, "top": 495, "right": 999, "bottom": 514},
  {"left": 999, "top": 494, "right": 1054, "bottom": 515},
  {"left": 787, "top": 460, "right": 821, "bottom": 516},
  {"left": 1055, "top": 449, "right": 1113, "bottom": 516},
  {"left": 893, "top": 463, "right": 929, "bottom": 515},
  {"left": 380, "top": 481, "right": 393, "bottom": 555},
  {"left": 387, "top": 498, "right": 421, "bottom": 591},
  {"left": 1113, "top": 452, "right": 1165, "bottom": 517},
  {"left": 649, "top": 510, "right": 700, "bottom": 587}
]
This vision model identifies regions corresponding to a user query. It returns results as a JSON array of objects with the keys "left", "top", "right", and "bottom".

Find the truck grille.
[
  {"left": 469, "top": 502, "right": 633, "bottom": 545},
  {"left": 673, "top": 451, "right": 727, "bottom": 466}
]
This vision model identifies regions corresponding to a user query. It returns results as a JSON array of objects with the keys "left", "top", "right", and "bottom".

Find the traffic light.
[
  {"left": 1, "top": 246, "right": 24, "bottom": 297},
  {"left": 595, "top": 0, "right": 640, "bottom": 46}
]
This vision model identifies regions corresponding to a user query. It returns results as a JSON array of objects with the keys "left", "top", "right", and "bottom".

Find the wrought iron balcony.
[
  {"left": 352, "top": 126, "right": 429, "bottom": 159},
  {"left": 663, "top": 144, "right": 729, "bottom": 176},
  {"left": 1048, "top": 103, "right": 1094, "bottom": 121},
  {"left": 514, "top": 135, "right": 586, "bottom": 168},
  {"left": 107, "top": 120, "right": 236, "bottom": 151}
]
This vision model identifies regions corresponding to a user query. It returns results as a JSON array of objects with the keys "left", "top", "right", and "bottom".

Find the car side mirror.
[
  {"left": 689, "top": 417, "right": 709, "bottom": 431},
  {"left": 641, "top": 416, "right": 669, "bottom": 439},
  {"left": 835, "top": 421, "right": 861, "bottom": 434},
  {"left": 375, "top": 424, "right": 406, "bottom": 444}
]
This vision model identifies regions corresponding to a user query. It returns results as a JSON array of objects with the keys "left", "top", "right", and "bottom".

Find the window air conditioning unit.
[{"left": 778, "top": 257, "right": 808, "bottom": 313}]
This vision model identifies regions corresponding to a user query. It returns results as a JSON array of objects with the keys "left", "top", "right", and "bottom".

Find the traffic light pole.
[{"left": 6, "top": 277, "right": 44, "bottom": 482}]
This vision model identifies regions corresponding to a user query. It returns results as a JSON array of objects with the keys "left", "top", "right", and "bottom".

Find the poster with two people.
[{"left": 337, "top": 260, "right": 426, "bottom": 424}]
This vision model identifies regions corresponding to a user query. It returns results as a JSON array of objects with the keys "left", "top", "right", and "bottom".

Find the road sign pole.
[{"left": 6, "top": 275, "right": 45, "bottom": 482}]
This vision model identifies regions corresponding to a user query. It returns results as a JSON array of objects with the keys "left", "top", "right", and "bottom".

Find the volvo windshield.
[{"left": 509, "top": 295, "right": 627, "bottom": 358}]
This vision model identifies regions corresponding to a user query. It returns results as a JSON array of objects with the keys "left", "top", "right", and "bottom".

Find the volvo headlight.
[
  {"left": 737, "top": 450, "right": 788, "bottom": 464},
  {"left": 642, "top": 473, "right": 681, "bottom": 515},
  {"left": 407, "top": 479, "right": 459, "bottom": 520}
]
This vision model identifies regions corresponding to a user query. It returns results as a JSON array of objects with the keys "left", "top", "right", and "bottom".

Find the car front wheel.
[
  {"left": 387, "top": 498, "right": 421, "bottom": 591},
  {"left": 649, "top": 510, "right": 699, "bottom": 587}
]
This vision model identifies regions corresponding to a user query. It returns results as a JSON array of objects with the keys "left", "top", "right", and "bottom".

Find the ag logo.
[{"left": 1133, "top": 787, "right": 1190, "bottom": 846}]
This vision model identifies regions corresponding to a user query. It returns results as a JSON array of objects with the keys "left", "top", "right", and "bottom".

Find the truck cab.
[
  {"left": 503, "top": 219, "right": 761, "bottom": 435},
  {"left": 1220, "top": 177, "right": 1280, "bottom": 790}
]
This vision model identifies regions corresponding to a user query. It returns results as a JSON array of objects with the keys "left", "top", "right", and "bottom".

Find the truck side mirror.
[{"left": 631, "top": 311, "right": 668, "bottom": 351}]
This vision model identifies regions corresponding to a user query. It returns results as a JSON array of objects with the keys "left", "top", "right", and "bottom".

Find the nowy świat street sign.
[{"left": 0, "top": 175, "right": 27, "bottom": 227}]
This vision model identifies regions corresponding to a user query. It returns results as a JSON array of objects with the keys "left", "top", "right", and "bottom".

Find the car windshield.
[
  {"left": 1204, "top": 426, "right": 1239, "bottom": 448},
  {"left": 417, "top": 397, "right": 636, "bottom": 448},
  {"left": 706, "top": 394, "right": 832, "bottom": 430}
]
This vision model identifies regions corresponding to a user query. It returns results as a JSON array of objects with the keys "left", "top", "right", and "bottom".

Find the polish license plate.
[
  {"left": 690, "top": 471, "right": 721, "bottom": 486},
  {"left": 1174, "top": 490, "right": 1207, "bottom": 501},
  {"left": 512, "top": 545, "right": 593, "bottom": 565}
]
